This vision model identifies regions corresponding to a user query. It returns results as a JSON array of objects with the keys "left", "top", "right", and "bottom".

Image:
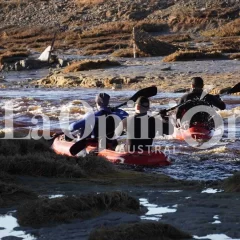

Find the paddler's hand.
[
  {"left": 51, "top": 132, "right": 64, "bottom": 139},
  {"left": 110, "top": 107, "right": 117, "bottom": 112},
  {"left": 159, "top": 109, "right": 167, "bottom": 117}
]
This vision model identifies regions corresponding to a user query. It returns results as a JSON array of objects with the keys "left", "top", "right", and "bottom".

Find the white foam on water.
[
  {"left": 48, "top": 194, "right": 65, "bottom": 199},
  {"left": 140, "top": 216, "right": 162, "bottom": 221},
  {"left": 201, "top": 188, "right": 224, "bottom": 194},
  {"left": 140, "top": 198, "right": 177, "bottom": 221},
  {"left": 0, "top": 212, "right": 36, "bottom": 239},
  {"left": 144, "top": 190, "right": 182, "bottom": 193},
  {"left": 211, "top": 215, "right": 221, "bottom": 224},
  {"left": 212, "top": 220, "right": 221, "bottom": 224},
  {"left": 194, "top": 234, "right": 240, "bottom": 240},
  {"left": 197, "top": 146, "right": 227, "bottom": 155}
]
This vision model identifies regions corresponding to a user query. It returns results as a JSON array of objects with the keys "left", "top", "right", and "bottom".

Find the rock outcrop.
[{"left": 134, "top": 29, "right": 178, "bottom": 56}]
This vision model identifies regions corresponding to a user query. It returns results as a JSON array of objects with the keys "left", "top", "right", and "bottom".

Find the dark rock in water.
[
  {"left": 17, "top": 192, "right": 140, "bottom": 227},
  {"left": 2, "top": 236, "right": 23, "bottom": 240},
  {"left": 0, "top": 53, "right": 29, "bottom": 65},
  {"left": 89, "top": 221, "right": 192, "bottom": 240},
  {"left": 1, "top": 49, "right": 70, "bottom": 71},
  {"left": 222, "top": 172, "right": 240, "bottom": 192},
  {"left": 19, "top": 59, "right": 50, "bottom": 70},
  {"left": 161, "top": 66, "right": 172, "bottom": 71},
  {"left": 35, "top": 212, "right": 139, "bottom": 240},
  {"left": 0, "top": 227, "right": 5, "bottom": 230}
]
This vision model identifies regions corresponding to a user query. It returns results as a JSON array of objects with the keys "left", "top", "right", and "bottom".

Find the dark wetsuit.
[
  {"left": 125, "top": 113, "right": 173, "bottom": 152},
  {"left": 126, "top": 113, "right": 155, "bottom": 151},
  {"left": 176, "top": 89, "right": 226, "bottom": 127}
]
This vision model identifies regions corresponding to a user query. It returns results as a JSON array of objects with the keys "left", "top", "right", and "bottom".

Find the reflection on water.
[
  {"left": 0, "top": 212, "right": 35, "bottom": 239},
  {"left": 140, "top": 198, "right": 177, "bottom": 221}
]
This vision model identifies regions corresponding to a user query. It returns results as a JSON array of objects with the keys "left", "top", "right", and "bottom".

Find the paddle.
[
  {"left": 114, "top": 86, "right": 157, "bottom": 109},
  {"left": 219, "top": 82, "right": 240, "bottom": 95},
  {"left": 157, "top": 82, "right": 240, "bottom": 116},
  {"left": 154, "top": 100, "right": 192, "bottom": 117},
  {"left": 69, "top": 86, "right": 158, "bottom": 156}
]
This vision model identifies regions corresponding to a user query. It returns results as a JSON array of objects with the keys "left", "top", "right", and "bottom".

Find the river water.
[{"left": 0, "top": 58, "right": 240, "bottom": 181}]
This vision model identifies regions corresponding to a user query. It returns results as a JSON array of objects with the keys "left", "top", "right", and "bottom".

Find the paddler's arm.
[
  {"left": 175, "top": 97, "right": 186, "bottom": 120},
  {"left": 69, "top": 112, "right": 94, "bottom": 132}
]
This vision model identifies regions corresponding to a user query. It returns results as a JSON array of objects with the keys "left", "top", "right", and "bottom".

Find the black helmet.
[
  {"left": 191, "top": 77, "right": 204, "bottom": 88},
  {"left": 135, "top": 96, "right": 150, "bottom": 108},
  {"left": 95, "top": 93, "right": 110, "bottom": 107}
]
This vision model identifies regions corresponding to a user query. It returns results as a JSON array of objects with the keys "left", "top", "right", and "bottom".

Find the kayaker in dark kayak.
[
  {"left": 69, "top": 93, "right": 127, "bottom": 150},
  {"left": 115, "top": 96, "right": 173, "bottom": 152},
  {"left": 176, "top": 77, "right": 226, "bottom": 128}
]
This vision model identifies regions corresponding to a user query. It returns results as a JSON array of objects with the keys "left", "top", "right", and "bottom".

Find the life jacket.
[{"left": 92, "top": 109, "right": 128, "bottom": 149}]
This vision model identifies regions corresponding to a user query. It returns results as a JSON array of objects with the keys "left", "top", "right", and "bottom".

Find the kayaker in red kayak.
[
  {"left": 115, "top": 96, "right": 173, "bottom": 152},
  {"left": 69, "top": 93, "right": 128, "bottom": 150},
  {"left": 176, "top": 77, "right": 226, "bottom": 129}
]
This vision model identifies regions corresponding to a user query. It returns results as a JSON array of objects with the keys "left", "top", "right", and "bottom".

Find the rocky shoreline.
[{"left": 27, "top": 57, "right": 240, "bottom": 94}]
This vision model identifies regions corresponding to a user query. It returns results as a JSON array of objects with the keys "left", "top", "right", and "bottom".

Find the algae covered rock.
[
  {"left": 222, "top": 172, "right": 240, "bottom": 192},
  {"left": 17, "top": 192, "right": 140, "bottom": 227},
  {"left": 89, "top": 221, "right": 192, "bottom": 240}
]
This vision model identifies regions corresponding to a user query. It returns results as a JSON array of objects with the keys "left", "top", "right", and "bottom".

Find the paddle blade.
[
  {"left": 115, "top": 86, "right": 158, "bottom": 108},
  {"left": 70, "top": 139, "right": 86, "bottom": 156},
  {"left": 228, "top": 82, "right": 240, "bottom": 94},
  {"left": 219, "top": 87, "right": 231, "bottom": 95},
  {"left": 129, "top": 86, "right": 157, "bottom": 102}
]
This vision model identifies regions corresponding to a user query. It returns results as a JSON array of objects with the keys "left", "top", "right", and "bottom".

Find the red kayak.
[
  {"left": 51, "top": 135, "right": 171, "bottom": 167},
  {"left": 173, "top": 124, "right": 213, "bottom": 141}
]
